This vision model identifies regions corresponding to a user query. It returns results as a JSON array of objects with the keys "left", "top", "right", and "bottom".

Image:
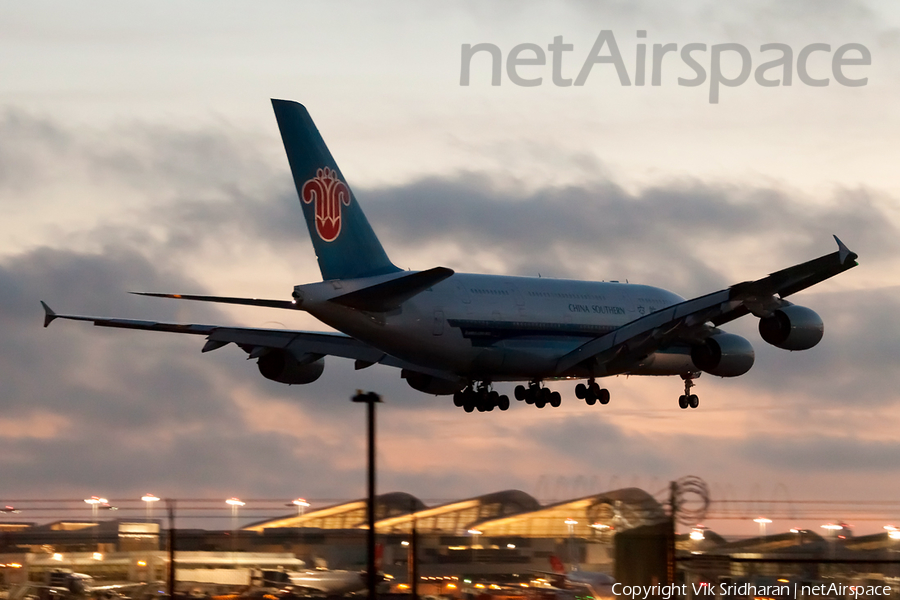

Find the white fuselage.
[{"left": 295, "top": 272, "right": 693, "bottom": 380}]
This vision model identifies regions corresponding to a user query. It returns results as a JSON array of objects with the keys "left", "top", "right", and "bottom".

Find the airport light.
[
  {"left": 753, "top": 517, "right": 772, "bottom": 538},
  {"left": 885, "top": 526, "right": 900, "bottom": 540},
  {"left": 142, "top": 494, "right": 160, "bottom": 522},
  {"left": 401, "top": 540, "right": 410, "bottom": 547},
  {"left": 85, "top": 496, "right": 108, "bottom": 551},
  {"left": 292, "top": 498, "right": 310, "bottom": 516},
  {"left": 468, "top": 529, "right": 482, "bottom": 564},
  {"left": 821, "top": 523, "right": 843, "bottom": 531},
  {"left": 92, "top": 552, "right": 103, "bottom": 561},
  {"left": 565, "top": 519, "right": 578, "bottom": 569},
  {"left": 52, "top": 553, "right": 63, "bottom": 562},
  {"left": 690, "top": 527, "right": 706, "bottom": 541},
  {"left": 226, "top": 498, "right": 245, "bottom": 553}
]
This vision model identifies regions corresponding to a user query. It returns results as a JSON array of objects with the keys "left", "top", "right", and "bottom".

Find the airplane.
[
  {"left": 41, "top": 99, "right": 859, "bottom": 413},
  {"left": 25, "top": 571, "right": 150, "bottom": 599},
  {"left": 542, "top": 555, "right": 615, "bottom": 599}
]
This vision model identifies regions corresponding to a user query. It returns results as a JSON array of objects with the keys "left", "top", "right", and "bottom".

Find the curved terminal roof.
[
  {"left": 245, "top": 488, "right": 663, "bottom": 538},
  {"left": 244, "top": 492, "right": 424, "bottom": 532},
  {"left": 473, "top": 487, "right": 666, "bottom": 537},
  {"left": 374, "top": 490, "right": 540, "bottom": 534}
]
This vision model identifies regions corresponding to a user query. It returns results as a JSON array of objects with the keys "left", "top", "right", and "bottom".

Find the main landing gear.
[
  {"left": 678, "top": 373, "right": 700, "bottom": 409},
  {"left": 513, "top": 382, "right": 562, "bottom": 408},
  {"left": 453, "top": 384, "right": 510, "bottom": 412},
  {"left": 575, "top": 379, "right": 610, "bottom": 406}
]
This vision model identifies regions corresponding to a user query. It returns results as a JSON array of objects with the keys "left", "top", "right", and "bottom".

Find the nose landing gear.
[{"left": 678, "top": 373, "right": 700, "bottom": 409}]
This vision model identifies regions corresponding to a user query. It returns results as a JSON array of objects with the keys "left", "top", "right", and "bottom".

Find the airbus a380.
[{"left": 42, "top": 100, "right": 859, "bottom": 413}]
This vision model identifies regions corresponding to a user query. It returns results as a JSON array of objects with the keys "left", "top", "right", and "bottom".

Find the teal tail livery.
[
  {"left": 271, "top": 99, "right": 401, "bottom": 281},
  {"left": 41, "top": 99, "right": 860, "bottom": 414}
]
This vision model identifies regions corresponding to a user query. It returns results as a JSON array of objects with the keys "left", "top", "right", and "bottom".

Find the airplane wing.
[
  {"left": 555, "top": 236, "right": 859, "bottom": 374},
  {"left": 40, "top": 302, "right": 458, "bottom": 381}
]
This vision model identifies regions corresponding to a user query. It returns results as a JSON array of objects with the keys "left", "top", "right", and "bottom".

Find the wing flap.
[{"left": 42, "top": 305, "right": 460, "bottom": 381}]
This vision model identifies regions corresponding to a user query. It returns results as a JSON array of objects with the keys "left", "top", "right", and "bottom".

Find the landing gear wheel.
[
  {"left": 585, "top": 394, "right": 597, "bottom": 406},
  {"left": 464, "top": 402, "right": 475, "bottom": 413},
  {"left": 514, "top": 385, "right": 527, "bottom": 401},
  {"left": 598, "top": 388, "right": 610, "bottom": 405},
  {"left": 453, "top": 391, "right": 464, "bottom": 407},
  {"left": 498, "top": 395, "right": 510, "bottom": 411},
  {"left": 575, "top": 383, "right": 587, "bottom": 399},
  {"left": 679, "top": 372, "right": 700, "bottom": 410},
  {"left": 550, "top": 391, "right": 562, "bottom": 407}
]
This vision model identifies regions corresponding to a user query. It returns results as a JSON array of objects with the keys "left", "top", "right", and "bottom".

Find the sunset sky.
[{"left": 2, "top": 1, "right": 900, "bottom": 536}]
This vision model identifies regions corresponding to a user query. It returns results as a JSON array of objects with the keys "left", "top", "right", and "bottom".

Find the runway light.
[
  {"left": 141, "top": 494, "right": 160, "bottom": 503},
  {"left": 226, "top": 497, "right": 245, "bottom": 506},
  {"left": 507, "top": 543, "right": 516, "bottom": 549},
  {"left": 821, "top": 523, "right": 843, "bottom": 530},
  {"left": 753, "top": 517, "right": 772, "bottom": 524},
  {"left": 52, "top": 553, "right": 63, "bottom": 561},
  {"left": 475, "top": 584, "right": 486, "bottom": 589},
  {"left": 565, "top": 518, "right": 578, "bottom": 525},
  {"left": 9, "top": 563, "right": 22, "bottom": 568},
  {"left": 446, "top": 584, "right": 457, "bottom": 590},
  {"left": 401, "top": 541, "right": 410, "bottom": 547},
  {"left": 137, "top": 560, "right": 147, "bottom": 567},
  {"left": 92, "top": 552, "right": 103, "bottom": 561}
]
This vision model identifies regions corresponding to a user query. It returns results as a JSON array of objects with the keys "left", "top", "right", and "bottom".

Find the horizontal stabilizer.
[
  {"left": 131, "top": 292, "right": 298, "bottom": 310},
  {"left": 329, "top": 267, "right": 454, "bottom": 312}
]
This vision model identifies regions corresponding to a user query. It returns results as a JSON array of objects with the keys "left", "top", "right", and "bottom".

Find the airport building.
[{"left": 3, "top": 488, "right": 900, "bottom": 596}]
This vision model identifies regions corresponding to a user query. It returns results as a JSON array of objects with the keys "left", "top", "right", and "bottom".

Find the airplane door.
[{"left": 433, "top": 310, "right": 445, "bottom": 336}]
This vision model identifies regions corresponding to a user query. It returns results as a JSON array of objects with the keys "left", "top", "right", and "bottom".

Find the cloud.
[{"left": 2, "top": 110, "right": 899, "bottom": 530}]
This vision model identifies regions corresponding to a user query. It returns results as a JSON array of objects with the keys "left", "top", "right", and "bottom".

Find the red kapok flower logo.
[{"left": 301, "top": 167, "right": 351, "bottom": 242}]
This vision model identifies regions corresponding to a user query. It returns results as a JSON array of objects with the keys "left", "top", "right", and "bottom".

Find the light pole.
[
  {"left": 84, "top": 496, "right": 108, "bottom": 551},
  {"left": 352, "top": 390, "right": 382, "bottom": 600},
  {"left": 142, "top": 494, "right": 160, "bottom": 522},
  {"left": 292, "top": 498, "right": 310, "bottom": 516},
  {"left": 565, "top": 519, "right": 578, "bottom": 571},
  {"left": 753, "top": 517, "right": 772, "bottom": 538},
  {"left": 226, "top": 498, "right": 245, "bottom": 554},
  {"left": 468, "top": 529, "right": 482, "bottom": 565}
]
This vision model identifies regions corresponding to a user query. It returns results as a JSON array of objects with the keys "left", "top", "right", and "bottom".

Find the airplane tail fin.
[
  {"left": 271, "top": 99, "right": 401, "bottom": 281},
  {"left": 549, "top": 555, "right": 566, "bottom": 575}
]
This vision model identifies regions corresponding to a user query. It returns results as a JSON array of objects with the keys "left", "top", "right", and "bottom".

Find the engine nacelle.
[
  {"left": 758, "top": 304, "right": 824, "bottom": 351},
  {"left": 401, "top": 369, "right": 465, "bottom": 396},
  {"left": 257, "top": 350, "right": 324, "bottom": 384},
  {"left": 691, "top": 333, "right": 755, "bottom": 377}
]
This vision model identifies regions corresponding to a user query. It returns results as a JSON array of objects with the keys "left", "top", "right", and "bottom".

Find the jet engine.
[
  {"left": 257, "top": 349, "right": 325, "bottom": 384},
  {"left": 691, "top": 332, "right": 755, "bottom": 377},
  {"left": 401, "top": 369, "right": 465, "bottom": 395},
  {"left": 758, "top": 304, "right": 824, "bottom": 351}
]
